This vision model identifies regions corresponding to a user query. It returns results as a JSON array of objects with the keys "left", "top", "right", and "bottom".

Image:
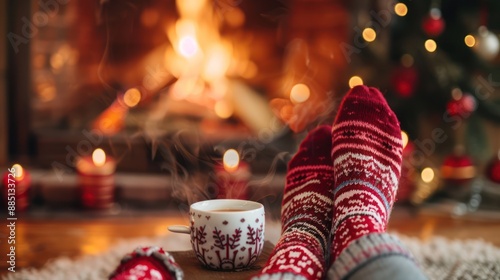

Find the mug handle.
[{"left": 167, "top": 225, "right": 191, "bottom": 234}]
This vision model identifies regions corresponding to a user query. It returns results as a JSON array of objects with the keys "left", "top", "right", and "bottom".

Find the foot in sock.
[
  {"left": 330, "top": 85, "right": 403, "bottom": 260},
  {"left": 252, "top": 125, "right": 335, "bottom": 280}
]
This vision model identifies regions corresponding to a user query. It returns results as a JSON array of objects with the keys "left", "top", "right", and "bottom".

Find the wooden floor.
[{"left": 1, "top": 207, "right": 500, "bottom": 276}]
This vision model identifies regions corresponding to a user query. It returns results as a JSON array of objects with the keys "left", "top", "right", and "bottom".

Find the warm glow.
[
  {"left": 425, "top": 39, "right": 437, "bottom": 52},
  {"left": 175, "top": 20, "right": 196, "bottom": 37},
  {"left": 92, "top": 149, "right": 106, "bottom": 167},
  {"left": 93, "top": 100, "right": 127, "bottom": 135},
  {"left": 203, "top": 45, "right": 230, "bottom": 81},
  {"left": 225, "top": 8, "right": 245, "bottom": 27},
  {"left": 176, "top": 0, "right": 206, "bottom": 17},
  {"left": 451, "top": 88, "right": 463, "bottom": 100},
  {"left": 170, "top": 78, "right": 204, "bottom": 100},
  {"left": 421, "top": 167, "right": 435, "bottom": 183},
  {"left": 123, "top": 88, "right": 142, "bottom": 108},
  {"left": 464, "top": 35, "right": 476, "bottom": 47},
  {"left": 50, "top": 53, "right": 65, "bottom": 70},
  {"left": 140, "top": 9, "right": 160, "bottom": 27},
  {"left": 290, "top": 83, "right": 311, "bottom": 104},
  {"left": 349, "top": 76, "right": 364, "bottom": 88},
  {"left": 12, "top": 164, "right": 24, "bottom": 179},
  {"left": 394, "top": 3, "right": 408, "bottom": 16},
  {"left": 279, "top": 104, "right": 294, "bottom": 120},
  {"left": 401, "top": 131, "right": 409, "bottom": 149},
  {"left": 39, "top": 85, "right": 56, "bottom": 102},
  {"left": 362, "top": 28, "right": 377, "bottom": 42},
  {"left": 214, "top": 100, "right": 233, "bottom": 119},
  {"left": 80, "top": 236, "right": 109, "bottom": 256},
  {"left": 178, "top": 35, "right": 199, "bottom": 58},
  {"left": 401, "top": 54, "right": 414, "bottom": 67},
  {"left": 223, "top": 149, "right": 240, "bottom": 173},
  {"left": 241, "top": 61, "right": 258, "bottom": 79}
]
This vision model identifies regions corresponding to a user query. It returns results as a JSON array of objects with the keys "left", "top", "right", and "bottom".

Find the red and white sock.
[
  {"left": 330, "top": 85, "right": 403, "bottom": 260},
  {"left": 252, "top": 125, "right": 335, "bottom": 280}
]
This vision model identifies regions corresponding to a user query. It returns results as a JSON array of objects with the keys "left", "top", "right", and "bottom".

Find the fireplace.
[{"left": 5, "top": 0, "right": 349, "bottom": 175}]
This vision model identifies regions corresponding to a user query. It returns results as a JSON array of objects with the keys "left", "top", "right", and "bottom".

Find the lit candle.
[
  {"left": 76, "top": 148, "right": 116, "bottom": 209},
  {"left": 2, "top": 164, "right": 31, "bottom": 212},
  {"left": 214, "top": 149, "right": 250, "bottom": 200}
]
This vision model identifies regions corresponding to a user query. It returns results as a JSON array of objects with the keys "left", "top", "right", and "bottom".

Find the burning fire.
[{"left": 93, "top": 0, "right": 340, "bottom": 137}]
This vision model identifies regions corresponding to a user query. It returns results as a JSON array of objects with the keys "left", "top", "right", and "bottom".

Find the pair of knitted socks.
[{"left": 254, "top": 85, "right": 404, "bottom": 280}]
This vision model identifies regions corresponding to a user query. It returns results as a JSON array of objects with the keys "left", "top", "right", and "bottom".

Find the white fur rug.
[{"left": 4, "top": 221, "right": 500, "bottom": 280}]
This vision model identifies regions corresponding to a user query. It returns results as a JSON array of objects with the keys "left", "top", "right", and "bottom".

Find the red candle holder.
[
  {"left": 76, "top": 149, "right": 116, "bottom": 210},
  {"left": 214, "top": 149, "right": 251, "bottom": 200},
  {"left": 2, "top": 164, "right": 31, "bottom": 212}
]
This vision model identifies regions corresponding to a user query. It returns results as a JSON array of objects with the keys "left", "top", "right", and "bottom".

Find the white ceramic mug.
[{"left": 168, "top": 199, "right": 265, "bottom": 271}]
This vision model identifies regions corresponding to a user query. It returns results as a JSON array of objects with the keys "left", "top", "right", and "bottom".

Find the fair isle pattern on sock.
[
  {"left": 331, "top": 85, "right": 403, "bottom": 261},
  {"left": 327, "top": 233, "right": 418, "bottom": 280},
  {"left": 252, "top": 126, "right": 335, "bottom": 280}
]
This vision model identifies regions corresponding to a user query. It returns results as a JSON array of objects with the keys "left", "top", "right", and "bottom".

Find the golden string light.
[
  {"left": 349, "top": 76, "right": 364, "bottom": 88},
  {"left": 395, "top": 3, "right": 408, "bottom": 17},
  {"left": 362, "top": 28, "right": 377, "bottom": 42},
  {"left": 425, "top": 39, "right": 437, "bottom": 52},
  {"left": 464, "top": 35, "right": 476, "bottom": 47}
]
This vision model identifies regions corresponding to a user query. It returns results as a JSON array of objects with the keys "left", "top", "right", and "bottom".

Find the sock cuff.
[{"left": 328, "top": 233, "right": 417, "bottom": 279}]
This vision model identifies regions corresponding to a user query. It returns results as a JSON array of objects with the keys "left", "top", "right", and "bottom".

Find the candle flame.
[
  {"left": 421, "top": 167, "right": 435, "bottom": 183},
  {"left": 223, "top": 149, "right": 240, "bottom": 173},
  {"left": 12, "top": 164, "right": 24, "bottom": 179},
  {"left": 401, "top": 131, "right": 409, "bottom": 149},
  {"left": 92, "top": 149, "right": 106, "bottom": 167}
]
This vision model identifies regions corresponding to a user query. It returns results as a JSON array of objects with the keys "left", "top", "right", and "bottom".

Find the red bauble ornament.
[
  {"left": 446, "top": 92, "right": 476, "bottom": 117},
  {"left": 422, "top": 8, "right": 445, "bottom": 37},
  {"left": 486, "top": 152, "right": 500, "bottom": 184},
  {"left": 392, "top": 66, "right": 418, "bottom": 98},
  {"left": 441, "top": 151, "right": 476, "bottom": 186}
]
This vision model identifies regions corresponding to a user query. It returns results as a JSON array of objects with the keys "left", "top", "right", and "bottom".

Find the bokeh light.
[
  {"left": 290, "top": 83, "right": 311, "bottom": 104},
  {"left": 362, "top": 28, "right": 377, "bottom": 42},
  {"left": 425, "top": 39, "right": 437, "bottom": 52},
  {"left": 349, "top": 76, "right": 364, "bottom": 88},
  {"left": 123, "top": 88, "right": 142, "bottom": 108},
  {"left": 395, "top": 3, "right": 408, "bottom": 17}
]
